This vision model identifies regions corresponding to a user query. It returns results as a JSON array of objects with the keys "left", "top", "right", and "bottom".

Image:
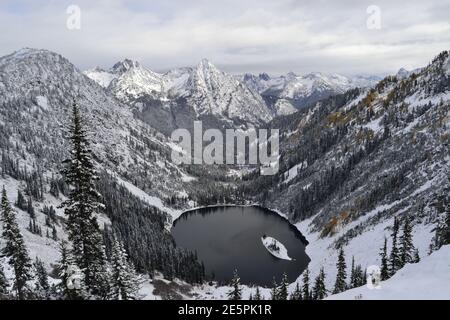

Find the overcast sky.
[{"left": 0, "top": 0, "right": 449, "bottom": 76}]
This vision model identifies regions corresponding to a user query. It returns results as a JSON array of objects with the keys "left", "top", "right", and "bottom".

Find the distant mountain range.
[
  {"left": 239, "top": 72, "right": 381, "bottom": 115},
  {"left": 84, "top": 58, "right": 381, "bottom": 134}
]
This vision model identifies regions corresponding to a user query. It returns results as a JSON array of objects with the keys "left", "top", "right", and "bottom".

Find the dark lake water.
[{"left": 171, "top": 206, "right": 310, "bottom": 287}]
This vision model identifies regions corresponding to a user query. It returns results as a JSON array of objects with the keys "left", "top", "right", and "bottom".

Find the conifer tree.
[
  {"left": 57, "top": 240, "right": 88, "bottom": 300},
  {"left": 351, "top": 264, "right": 364, "bottom": 288},
  {"left": 444, "top": 201, "right": 450, "bottom": 245},
  {"left": 110, "top": 238, "right": 141, "bottom": 300},
  {"left": 290, "top": 282, "right": 302, "bottom": 300},
  {"left": 15, "top": 189, "right": 26, "bottom": 210},
  {"left": 379, "top": 237, "right": 389, "bottom": 280},
  {"left": 52, "top": 225, "right": 58, "bottom": 241},
  {"left": 270, "top": 277, "right": 278, "bottom": 300},
  {"left": 301, "top": 268, "right": 310, "bottom": 300},
  {"left": 312, "top": 267, "right": 327, "bottom": 300},
  {"left": 349, "top": 256, "right": 356, "bottom": 288},
  {"left": 413, "top": 248, "right": 420, "bottom": 263},
  {"left": 400, "top": 217, "right": 415, "bottom": 267},
  {"left": 277, "top": 273, "right": 289, "bottom": 300},
  {"left": 34, "top": 257, "right": 50, "bottom": 300},
  {"left": 60, "top": 102, "right": 110, "bottom": 298},
  {"left": 1, "top": 189, "right": 33, "bottom": 299},
  {"left": 333, "top": 247, "right": 347, "bottom": 294},
  {"left": 429, "top": 194, "right": 450, "bottom": 252},
  {"left": 389, "top": 217, "right": 401, "bottom": 275},
  {"left": 254, "top": 286, "right": 262, "bottom": 300},
  {"left": 0, "top": 265, "right": 9, "bottom": 299},
  {"left": 227, "top": 269, "right": 242, "bottom": 300}
]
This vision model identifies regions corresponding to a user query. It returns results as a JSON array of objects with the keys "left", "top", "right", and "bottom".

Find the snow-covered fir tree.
[
  {"left": 254, "top": 287, "right": 262, "bottom": 300},
  {"left": 60, "top": 102, "right": 110, "bottom": 298},
  {"left": 110, "top": 238, "right": 141, "bottom": 300},
  {"left": 349, "top": 258, "right": 365, "bottom": 289},
  {"left": 312, "top": 267, "right": 327, "bottom": 300},
  {"left": 57, "top": 240, "right": 88, "bottom": 300},
  {"left": 227, "top": 269, "right": 242, "bottom": 300},
  {"left": 430, "top": 193, "right": 450, "bottom": 252},
  {"left": 389, "top": 217, "right": 402, "bottom": 275},
  {"left": 0, "top": 188, "right": 33, "bottom": 299},
  {"left": 333, "top": 247, "right": 347, "bottom": 294},
  {"left": 290, "top": 282, "right": 302, "bottom": 300},
  {"left": 379, "top": 237, "right": 389, "bottom": 280},
  {"left": 33, "top": 257, "right": 50, "bottom": 300},
  {"left": 301, "top": 268, "right": 310, "bottom": 300},
  {"left": 0, "top": 264, "right": 9, "bottom": 299},
  {"left": 270, "top": 277, "right": 278, "bottom": 300},
  {"left": 400, "top": 216, "right": 416, "bottom": 267},
  {"left": 277, "top": 273, "right": 289, "bottom": 300}
]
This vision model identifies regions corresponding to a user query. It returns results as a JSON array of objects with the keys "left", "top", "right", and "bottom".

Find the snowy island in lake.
[{"left": 261, "top": 236, "right": 293, "bottom": 261}]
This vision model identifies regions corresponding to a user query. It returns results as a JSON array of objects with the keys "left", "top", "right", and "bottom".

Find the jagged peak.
[
  {"left": 111, "top": 58, "right": 141, "bottom": 74},
  {"left": 196, "top": 58, "right": 220, "bottom": 73},
  {"left": 259, "top": 73, "right": 270, "bottom": 81}
]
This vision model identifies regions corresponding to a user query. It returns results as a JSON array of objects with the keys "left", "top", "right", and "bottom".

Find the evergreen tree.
[
  {"left": 290, "top": 282, "right": 302, "bottom": 300},
  {"left": 349, "top": 256, "right": 356, "bottom": 288},
  {"left": 277, "top": 273, "right": 289, "bottom": 300},
  {"left": 379, "top": 237, "right": 389, "bottom": 280},
  {"left": 312, "top": 267, "right": 327, "bottom": 300},
  {"left": 389, "top": 217, "right": 402, "bottom": 275},
  {"left": 52, "top": 225, "right": 58, "bottom": 241},
  {"left": 333, "top": 247, "right": 347, "bottom": 294},
  {"left": 429, "top": 194, "right": 450, "bottom": 253},
  {"left": 110, "top": 238, "right": 141, "bottom": 300},
  {"left": 413, "top": 248, "right": 420, "bottom": 263},
  {"left": 400, "top": 217, "right": 416, "bottom": 267},
  {"left": 444, "top": 201, "right": 450, "bottom": 245},
  {"left": 60, "top": 103, "right": 110, "bottom": 298},
  {"left": 56, "top": 240, "right": 88, "bottom": 300},
  {"left": 34, "top": 257, "right": 50, "bottom": 300},
  {"left": 1, "top": 189, "right": 33, "bottom": 299},
  {"left": 26, "top": 197, "right": 35, "bottom": 219},
  {"left": 254, "top": 287, "right": 262, "bottom": 300},
  {"left": 0, "top": 265, "right": 9, "bottom": 299},
  {"left": 270, "top": 277, "right": 278, "bottom": 300},
  {"left": 227, "top": 269, "right": 242, "bottom": 300},
  {"left": 351, "top": 265, "right": 365, "bottom": 288},
  {"left": 15, "top": 189, "right": 26, "bottom": 210},
  {"left": 301, "top": 268, "right": 310, "bottom": 300}
]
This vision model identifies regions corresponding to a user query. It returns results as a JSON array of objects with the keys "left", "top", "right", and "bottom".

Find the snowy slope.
[{"left": 328, "top": 245, "right": 450, "bottom": 300}]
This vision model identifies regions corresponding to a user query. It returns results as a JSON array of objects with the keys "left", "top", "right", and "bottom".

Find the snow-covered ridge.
[
  {"left": 261, "top": 236, "right": 293, "bottom": 261},
  {"left": 84, "top": 58, "right": 273, "bottom": 124}
]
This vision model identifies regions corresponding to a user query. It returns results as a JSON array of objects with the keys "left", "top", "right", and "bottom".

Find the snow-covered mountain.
[
  {"left": 0, "top": 48, "right": 190, "bottom": 203},
  {"left": 85, "top": 59, "right": 273, "bottom": 133},
  {"left": 240, "top": 71, "right": 381, "bottom": 115}
]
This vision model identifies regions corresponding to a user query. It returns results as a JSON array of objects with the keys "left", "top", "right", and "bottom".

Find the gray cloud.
[{"left": 0, "top": 0, "right": 449, "bottom": 76}]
